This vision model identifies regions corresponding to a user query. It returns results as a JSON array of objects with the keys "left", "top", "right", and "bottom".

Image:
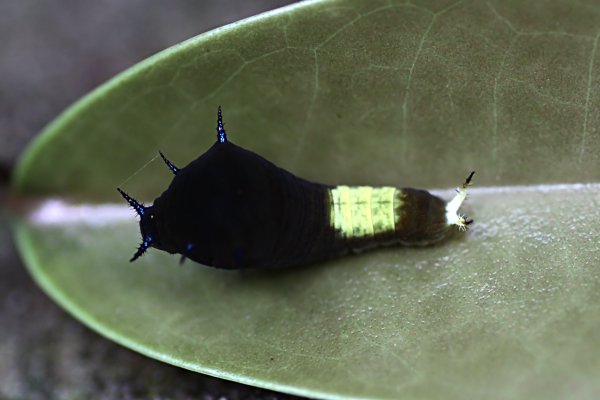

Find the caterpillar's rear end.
[
  {"left": 328, "top": 185, "right": 464, "bottom": 255},
  {"left": 117, "top": 107, "right": 473, "bottom": 269}
]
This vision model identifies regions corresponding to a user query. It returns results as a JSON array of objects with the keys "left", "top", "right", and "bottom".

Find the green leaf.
[{"left": 12, "top": 0, "right": 600, "bottom": 398}]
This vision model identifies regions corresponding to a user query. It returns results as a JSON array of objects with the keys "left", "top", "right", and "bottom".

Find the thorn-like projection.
[
  {"left": 159, "top": 151, "right": 179, "bottom": 175},
  {"left": 117, "top": 188, "right": 145, "bottom": 217},
  {"left": 464, "top": 171, "right": 475, "bottom": 187},
  {"left": 445, "top": 171, "right": 475, "bottom": 230},
  {"left": 216, "top": 105, "right": 227, "bottom": 143},
  {"left": 131, "top": 237, "right": 152, "bottom": 262}
]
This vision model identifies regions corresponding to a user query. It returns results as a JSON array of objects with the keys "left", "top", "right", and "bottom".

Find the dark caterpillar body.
[
  {"left": 154, "top": 141, "right": 334, "bottom": 268},
  {"left": 118, "top": 107, "right": 473, "bottom": 269}
]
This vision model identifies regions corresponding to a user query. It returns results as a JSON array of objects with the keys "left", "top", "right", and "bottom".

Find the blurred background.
[{"left": 0, "top": 1, "right": 309, "bottom": 398}]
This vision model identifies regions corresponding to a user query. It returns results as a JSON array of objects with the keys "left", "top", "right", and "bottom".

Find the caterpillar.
[{"left": 117, "top": 107, "right": 474, "bottom": 269}]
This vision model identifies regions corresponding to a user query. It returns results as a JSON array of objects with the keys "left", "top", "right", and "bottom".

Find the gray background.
[{"left": 0, "top": 1, "right": 309, "bottom": 398}]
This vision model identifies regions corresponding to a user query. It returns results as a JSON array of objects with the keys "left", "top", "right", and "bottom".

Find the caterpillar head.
[
  {"left": 117, "top": 188, "right": 161, "bottom": 261},
  {"left": 116, "top": 107, "right": 228, "bottom": 263}
]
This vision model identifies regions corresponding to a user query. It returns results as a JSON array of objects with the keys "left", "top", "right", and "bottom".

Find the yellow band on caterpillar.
[{"left": 329, "top": 186, "right": 401, "bottom": 239}]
